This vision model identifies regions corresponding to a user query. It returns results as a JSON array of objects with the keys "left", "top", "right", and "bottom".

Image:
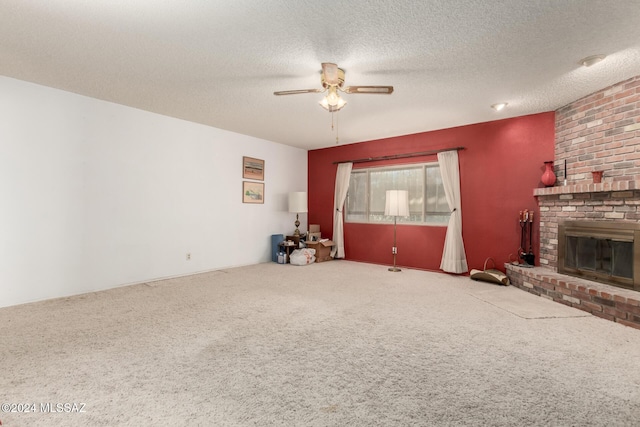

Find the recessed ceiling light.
[
  {"left": 579, "top": 54, "right": 606, "bottom": 67},
  {"left": 491, "top": 103, "right": 508, "bottom": 111}
]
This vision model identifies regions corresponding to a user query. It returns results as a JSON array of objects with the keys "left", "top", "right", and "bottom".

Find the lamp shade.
[
  {"left": 288, "top": 192, "right": 308, "bottom": 213},
  {"left": 384, "top": 190, "right": 409, "bottom": 217}
]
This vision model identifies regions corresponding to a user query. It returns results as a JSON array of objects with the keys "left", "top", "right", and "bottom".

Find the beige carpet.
[{"left": 1, "top": 261, "right": 639, "bottom": 426}]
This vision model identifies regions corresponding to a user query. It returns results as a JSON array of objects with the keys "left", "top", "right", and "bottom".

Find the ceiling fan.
[{"left": 274, "top": 63, "right": 394, "bottom": 112}]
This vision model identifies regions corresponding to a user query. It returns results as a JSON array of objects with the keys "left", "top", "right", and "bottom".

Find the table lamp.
[{"left": 288, "top": 192, "right": 308, "bottom": 236}]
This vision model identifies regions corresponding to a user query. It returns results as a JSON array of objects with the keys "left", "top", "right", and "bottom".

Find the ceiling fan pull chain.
[{"left": 336, "top": 111, "right": 340, "bottom": 144}]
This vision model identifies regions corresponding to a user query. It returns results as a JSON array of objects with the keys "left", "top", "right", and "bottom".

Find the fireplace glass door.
[
  {"left": 564, "top": 237, "right": 633, "bottom": 279},
  {"left": 558, "top": 221, "right": 640, "bottom": 291}
]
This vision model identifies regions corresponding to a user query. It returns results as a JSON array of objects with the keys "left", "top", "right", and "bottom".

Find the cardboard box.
[
  {"left": 309, "top": 224, "right": 320, "bottom": 233},
  {"left": 308, "top": 232, "right": 322, "bottom": 241},
  {"left": 305, "top": 240, "right": 334, "bottom": 263}
]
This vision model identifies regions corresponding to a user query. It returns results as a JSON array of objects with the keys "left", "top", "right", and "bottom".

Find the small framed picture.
[
  {"left": 243, "top": 181, "right": 264, "bottom": 204},
  {"left": 243, "top": 156, "right": 265, "bottom": 181}
]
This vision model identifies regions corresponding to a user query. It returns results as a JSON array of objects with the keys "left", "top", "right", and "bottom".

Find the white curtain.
[
  {"left": 331, "top": 162, "right": 353, "bottom": 258},
  {"left": 437, "top": 150, "right": 468, "bottom": 273}
]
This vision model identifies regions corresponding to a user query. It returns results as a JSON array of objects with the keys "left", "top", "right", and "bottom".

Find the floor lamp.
[
  {"left": 385, "top": 190, "right": 410, "bottom": 272},
  {"left": 288, "top": 191, "right": 308, "bottom": 236}
]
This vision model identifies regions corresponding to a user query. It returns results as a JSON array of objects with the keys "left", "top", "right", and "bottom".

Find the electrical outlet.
[{"left": 186, "top": 253, "right": 191, "bottom": 260}]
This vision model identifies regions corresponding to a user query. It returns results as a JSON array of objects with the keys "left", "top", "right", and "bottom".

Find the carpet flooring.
[{"left": 1, "top": 260, "right": 639, "bottom": 426}]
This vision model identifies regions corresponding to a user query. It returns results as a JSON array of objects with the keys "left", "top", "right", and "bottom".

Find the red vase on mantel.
[
  {"left": 541, "top": 161, "right": 556, "bottom": 187},
  {"left": 592, "top": 170, "right": 604, "bottom": 184}
]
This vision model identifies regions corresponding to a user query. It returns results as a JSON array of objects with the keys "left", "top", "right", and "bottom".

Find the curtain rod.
[{"left": 332, "top": 146, "right": 465, "bottom": 165}]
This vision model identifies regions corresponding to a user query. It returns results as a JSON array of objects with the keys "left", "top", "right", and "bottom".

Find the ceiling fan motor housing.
[{"left": 321, "top": 68, "right": 345, "bottom": 88}]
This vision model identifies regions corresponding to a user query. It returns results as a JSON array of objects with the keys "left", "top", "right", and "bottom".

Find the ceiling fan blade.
[
  {"left": 342, "top": 86, "right": 394, "bottom": 94},
  {"left": 274, "top": 88, "right": 324, "bottom": 96},
  {"left": 322, "top": 63, "right": 340, "bottom": 85}
]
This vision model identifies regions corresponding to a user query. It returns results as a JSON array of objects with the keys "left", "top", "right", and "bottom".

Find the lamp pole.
[
  {"left": 385, "top": 189, "right": 408, "bottom": 273},
  {"left": 389, "top": 215, "right": 401, "bottom": 272}
]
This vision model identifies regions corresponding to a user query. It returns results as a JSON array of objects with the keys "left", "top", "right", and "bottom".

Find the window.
[{"left": 346, "top": 163, "right": 450, "bottom": 225}]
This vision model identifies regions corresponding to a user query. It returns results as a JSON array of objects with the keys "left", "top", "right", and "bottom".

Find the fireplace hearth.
[
  {"left": 558, "top": 221, "right": 640, "bottom": 291},
  {"left": 519, "top": 183, "right": 640, "bottom": 329}
]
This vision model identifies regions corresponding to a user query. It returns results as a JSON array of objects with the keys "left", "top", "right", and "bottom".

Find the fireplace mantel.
[
  {"left": 533, "top": 180, "right": 640, "bottom": 197},
  {"left": 532, "top": 180, "right": 640, "bottom": 270}
]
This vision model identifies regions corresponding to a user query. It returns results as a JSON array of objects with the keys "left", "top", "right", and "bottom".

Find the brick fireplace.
[{"left": 506, "top": 75, "right": 640, "bottom": 330}]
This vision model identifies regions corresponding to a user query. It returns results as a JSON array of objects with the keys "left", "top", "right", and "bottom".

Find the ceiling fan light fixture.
[
  {"left": 275, "top": 62, "right": 390, "bottom": 113},
  {"left": 319, "top": 86, "right": 346, "bottom": 111},
  {"left": 491, "top": 102, "right": 508, "bottom": 111},
  {"left": 579, "top": 54, "right": 606, "bottom": 67},
  {"left": 319, "top": 96, "right": 346, "bottom": 112},
  {"left": 326, "top": 86, "right": 341, "bottom": 106}
]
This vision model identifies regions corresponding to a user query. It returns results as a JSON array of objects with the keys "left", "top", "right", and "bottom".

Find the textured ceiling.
[{"left": 2, "top": 1, "right": 640, "bottom": 150}]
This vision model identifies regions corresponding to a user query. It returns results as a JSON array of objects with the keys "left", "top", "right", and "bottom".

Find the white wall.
[{"left": 0, "top": 76, "right": 307, "bottom": 308}]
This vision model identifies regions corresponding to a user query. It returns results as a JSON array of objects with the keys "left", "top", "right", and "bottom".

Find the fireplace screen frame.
[{"left": 558, "top": 220, "right": 640, "bottom": 291}]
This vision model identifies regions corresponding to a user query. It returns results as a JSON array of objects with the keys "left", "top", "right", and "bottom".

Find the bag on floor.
[
  {"left": 470, "top": 257, "right": 509, "bottom": 286},
  {"left": 289, "top": 248, "right": 316, "bottom": 266}
]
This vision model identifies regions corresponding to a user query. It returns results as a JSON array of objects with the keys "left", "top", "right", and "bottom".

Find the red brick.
[
  {"left": 572, "top": 290, "right": 593, "bottom": 301},
  {"left": 624, "top": 79, "right": 640, "bottom": 90},
  {"left": 582, "top": 301, "right": 603, "bottom": 312},
  {"left": 537, "top": 281, "right": 555, "bottom": 291},
  {"left": 599, "top": 291, "right": 614, "bottom": 300},
  {"left": 627, "top": 298, "right": 640, "bottom": 307},
  {"left": 557, "top": 287, "right": 572, "bottom": 295},
  {"left": 614, "top": 302, "right": 640, "bottom": 315},
  {"left": 613, "top": 295, "right": 627, "bottom": 303},
  {"left": 603, "top": 306, "right": 628, "bottom": 319},
  {"left": 593, "top": 311, "right": 615, "bottom": 321}
]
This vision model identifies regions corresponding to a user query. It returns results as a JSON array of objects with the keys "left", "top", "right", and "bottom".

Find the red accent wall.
[{"left": 308, "top": 112, "right": 555, "bottom": 272}]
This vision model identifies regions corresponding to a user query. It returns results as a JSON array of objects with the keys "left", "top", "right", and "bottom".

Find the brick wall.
[
  {"left": 555, "top": 75, "right": 640, "bottom": 183},
  {"left": 506, "top": 75, "right": 640, "bottom": 330},
  {"left": 535, "top": 75, "right": 640, "bottom": 269}
]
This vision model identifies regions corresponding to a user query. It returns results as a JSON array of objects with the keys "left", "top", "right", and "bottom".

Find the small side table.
[{"left": 278, "top": 242, "right": 296, "bottom": 263}]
